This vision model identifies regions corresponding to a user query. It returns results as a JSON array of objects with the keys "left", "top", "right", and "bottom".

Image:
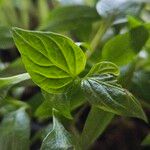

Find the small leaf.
[
  {"left": 102, "top": 26, "right": 149, "bottom": 66},
  {"left": 81, "top": 106, "right": 114, "bottom": 149},
  {"left": 81, "top": 75, "right": 147, "bottom": 122},
  {"left": 12, "top": 28, "right": 86, "bottom": 93},
  {"left": 0, "top": 108, "right": 30, "bottom": 150},
  {"left": 40, "top": 111, "right": 74, "bottom": 150},
  {"left": 86, "top": 61, "right": 120, "bottom": 77}
]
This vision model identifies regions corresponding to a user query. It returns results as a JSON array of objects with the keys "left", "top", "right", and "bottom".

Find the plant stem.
[{"left": 87, "top": 17, "right": 114, "bottom": 59}]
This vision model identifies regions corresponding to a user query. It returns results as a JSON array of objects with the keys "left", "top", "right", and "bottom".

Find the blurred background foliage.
[{"left": 0, "top": 0, "right": 150, "bottom": 150}]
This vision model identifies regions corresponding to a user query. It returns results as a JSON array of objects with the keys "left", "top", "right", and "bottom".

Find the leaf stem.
[{"left": 87, "top": 17, "right": 114, "bottom": 58}]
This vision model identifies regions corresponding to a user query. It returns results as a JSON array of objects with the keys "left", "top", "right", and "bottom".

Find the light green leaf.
[
  {"left": 102, "top": 26, "right": 149, "bottom": 66},
  {"left": 12, "top": 28, "right": 86, "bottom": 93},
  {"left": 86, "top": 61, "right": 120, "bottom": 77},
  {"left": 40, "top": 5, "right": 100, "bottom": 32},
  {"left": 81, "top": 75, "right": 147, "bottom": 122},
  {"left": 0, "top": 26, "right": 13, "bottom": 49},
  {"left": 81, "top": 106, "right": 114, "bottom": 149},
  {"left": 0, "top": 108, "right": 30, "bottom": 150},
  {"left": 40, "top": 111, "right": 74, "bottom": 150}
]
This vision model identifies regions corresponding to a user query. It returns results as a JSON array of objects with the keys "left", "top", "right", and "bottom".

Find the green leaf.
[
  {"left": 131, "top": 70, "right": 150, "bottom": 102},
  {"left": 0, "top": 73, "right": 30, "bottom": 88},
  {"left": 142, "top": 134, "right": 150, "bottom": 146},
  {"left": 0, "top": 73, "right": 30, "bottom": 101},
  {"left": 35, "top": 82, "right": 85, "bottom": 119},
  {"left": 12, "top": 27, "right": 86, "bottom": 93},
  {"left": 0, "top": 108, "right": 30, "bottom": 150},
  {"left": 40, "top": 5, "right": 100, "bottom": 32},
  {"left": 81, "top": 106, "right": 114, "bottom": 149},
  {"left": 0, "top": 58, "right": 26, "bottom": 77},
  {"left": 0, "top": 26, "right": 13, "bottom": 49},
  {"left": 102, "top": 26, "right": 149, "bottom": 66},
  {"left": 86, "top": 61, "right": 120, "bottom": 77},
  {"left": 40, "top": 111, "right": 74, "bottom": 150},
  {"left": 42, "top": 91, "right": 72, "bottom": 119},
  {"left": 127, "top": 16, "right": 142, "bottom": 29},
  {"left": 81, "top": 75, "right": 147, "bottom": 122}
]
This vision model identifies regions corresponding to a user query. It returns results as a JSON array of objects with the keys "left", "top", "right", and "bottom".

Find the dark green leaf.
[
  {"left": 81, "top": 106, "right": 114, "bottom": 149},
  {"left": 102, "top": 26, "right": 149, "bottom": 66},
  {"left": 12, "top": 28, "right": 86, "bottom": 93},
  {"left": 131, "top": 70, "right": 150, "bottom": 102},
  {"left": 40, "top": 111, "right": 74, "bottom": 150},
  {"left": 81, "top": 75, "right": 147, "bottom": 122},
  {"left": 40, "top": 5, "right": 100, "bottom": 32},
  {"left": 0, "top": 108, "right": 30, "bottom": 150}
]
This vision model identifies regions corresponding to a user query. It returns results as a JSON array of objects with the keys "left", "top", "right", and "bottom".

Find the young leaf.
[
  {"left": 12, "top": 28, "right": 86, "bottom": 93},
  {"left": 81, "top": 106, "right": 114, "bottom": 149},
  {"left": 0, "top": 108, "right": 30, "bottom": 150},
  {"left": 40, "top": 111, "right": 74, "bottom": 150},
  {"left": 102, "top": 26, "right": 149, "bottom": 66},
  {"left": 86, "top": 61, "right": 120, "bottom": 77},
  {"left": 81, "top": 75, "right": 147, "bottom": 122}
]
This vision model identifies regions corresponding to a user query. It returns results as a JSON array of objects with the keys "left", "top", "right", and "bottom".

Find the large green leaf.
[
  {"left": 81, "top": 106, "right": 114, "bottom": 149},
  {"left": 81, "top": 75, "right": 147, "bottom": 122},
  {"left": 0, "top": 108, "right": 30, "bottom": 150},
  {"left": 40, "top": 5, "right": 100, "bottom": 32},
  {"left": 12, "top": 28, "right": 86, "bottom": 93},
  {"left": 0, "top": 26, "right": 13, "bottom": 49},
  {"left": 102, "top": 26, "right": 149, "bottom": 66},
  {"left": 40, "top": 111, "right": 74, "bottom": 150}
]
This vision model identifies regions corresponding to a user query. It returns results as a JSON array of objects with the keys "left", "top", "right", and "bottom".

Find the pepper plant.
[{"left": 0, "top": 0, "right": 150, "bottom": 149}]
